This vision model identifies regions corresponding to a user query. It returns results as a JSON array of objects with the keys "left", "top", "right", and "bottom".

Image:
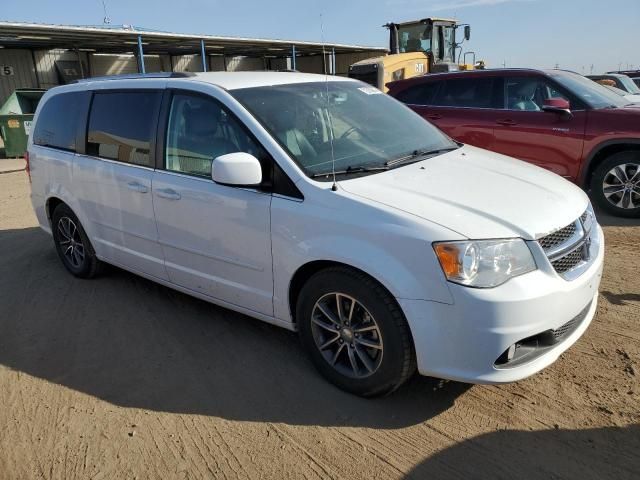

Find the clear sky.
[{"left": 2, "top": 0, "right": 639, "bottom": 74}]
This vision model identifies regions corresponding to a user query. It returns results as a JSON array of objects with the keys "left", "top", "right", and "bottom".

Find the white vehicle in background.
[
  {"left": 601, "top": 84, "right": 640, "bottom": 104},
  {"left": 28, "top": 72, "right": 603, "bottom": 396}
]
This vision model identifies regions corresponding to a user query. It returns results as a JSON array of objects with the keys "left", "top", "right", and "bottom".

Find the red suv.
[{"left": 387, "top": 69, "right": 640, "bottom": 217}]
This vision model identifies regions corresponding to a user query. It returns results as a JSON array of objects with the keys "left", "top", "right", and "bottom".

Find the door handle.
[
  {"left": 155, "top": 188, "right": 181, "bottom": 200},
  {"left": 126, "top": 181, "right": 149, "bottom": 193},
  {"left": 496, "top": 119, "right": 517, "bottom": 126},
  {"left": 426, "top": 114, "right": 443, "bottom": 120}
]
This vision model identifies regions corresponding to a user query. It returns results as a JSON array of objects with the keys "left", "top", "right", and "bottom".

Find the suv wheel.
[
  {"left": 51, "top": 204, "right": 101, "bottom": 278},
  {"left": 591, "top": 151, "right": 640, "bottom": 218},
  {"left": 297, "top": 267, "right": 416, "bottom": 397}
]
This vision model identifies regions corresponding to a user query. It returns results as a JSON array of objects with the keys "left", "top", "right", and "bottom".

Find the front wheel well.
[
  {"left": 288, "top": 261, "right": 398, "bottom": 325},
  {"left": 584, "top": 144, "right": 640, "bottom": 189}
]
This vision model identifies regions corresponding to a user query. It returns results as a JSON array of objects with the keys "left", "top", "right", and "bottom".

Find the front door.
[
  {"left": 491, "top": 76, "right": 587, "bottom": 179},
  {"left": 152, "top": 91, "right": 274, "bottom": 316}
]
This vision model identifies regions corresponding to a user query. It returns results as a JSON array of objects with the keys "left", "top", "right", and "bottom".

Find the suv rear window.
[
  {"left": 433, "top": 77, "right": 498, "bottom": 108},
  {"left": 87, "top": 91, "right": 161, "bottom": 167},
  {"left": 33, "top": 92, "right": 87, "bottom": 152}
]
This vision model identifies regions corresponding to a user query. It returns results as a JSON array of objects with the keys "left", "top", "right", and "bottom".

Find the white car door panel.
[{"left": 152, "top": 172, "right": 273, "bottom": 315}]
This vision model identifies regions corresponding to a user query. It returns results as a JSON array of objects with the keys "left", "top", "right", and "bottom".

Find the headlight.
[{"left": 433, "top": 239, "right": 537, "bottom": 288}]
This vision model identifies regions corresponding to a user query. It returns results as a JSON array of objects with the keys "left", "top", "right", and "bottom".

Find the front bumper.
[{"left": 399, "top": 225, "right": 604, "bottom": 384}]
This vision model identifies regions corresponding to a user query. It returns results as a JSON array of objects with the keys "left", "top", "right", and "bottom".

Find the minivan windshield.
[
  {"left": 550, "top": 72, "right": 630, "bottom": 109},
  {"left": 231, "top": 81, "right": 458, "bottom": 178}
]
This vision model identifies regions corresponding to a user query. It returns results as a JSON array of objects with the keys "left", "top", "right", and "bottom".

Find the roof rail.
[{"left": 75, "top": 72, "right": 196, "bottom": 83}]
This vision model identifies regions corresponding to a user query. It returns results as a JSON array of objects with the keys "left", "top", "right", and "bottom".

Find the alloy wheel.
[
  {"left": 310, "top": 292, "right": 384, "bottom": 379},
  {"left": 602, "top": 163, "right": 640, "bottom": 209},
  {"left": 57, "top": 216, "right": 85, "bottom": 268}
]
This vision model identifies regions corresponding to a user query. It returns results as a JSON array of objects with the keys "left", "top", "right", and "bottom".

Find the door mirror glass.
[
  {"left": 212, "top": 152, "right": 262, "bottom": 186},
  {"left": 464, "top": 25, "right": 471, "bottom": 41},
  {"left": 542, "top": 97, "right": 572, "bottom": 115}
]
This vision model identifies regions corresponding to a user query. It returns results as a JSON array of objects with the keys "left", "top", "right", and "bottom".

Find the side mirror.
[
  {"left": 542, "top": 97, "right": 572, "bottom": 116},
  {"left": 212, "top": 152, "right": 262, "bottom": 187},
  {"left": 464, "top": 25, "right": 471, "bottom": 41}
]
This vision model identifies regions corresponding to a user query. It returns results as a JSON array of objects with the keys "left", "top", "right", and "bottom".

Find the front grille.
[
  {"left": 537, "top": 210, "right": 595, "bottom": 279},
  {"left": 538, "top": 222, "right": 576, "bottom": 251},
  {"left": 550, "top": 246, "right": 585, "bottom": 274}
]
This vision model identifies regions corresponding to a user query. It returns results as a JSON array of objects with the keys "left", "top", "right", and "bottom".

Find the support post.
[
  {"left": 332, "top": 47, "right": 336, "bottom": 75},
  {"left": 291, "top": 44, "right": 296, "bottom": 70},
  {"left": 75, "top": 48, "right": 85, "bottom": 78},
  {"left": 137, "top": 35, "right": 146, "bottom": 74},
  {"left": 200, "top": 39, "right": 207, "bottom": 72}
]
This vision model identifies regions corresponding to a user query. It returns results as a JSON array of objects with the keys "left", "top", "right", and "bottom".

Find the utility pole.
[
  {"left": 554, "top": 62, "right": 560, "bottom": 69},
  {"left": 590, "top": 64, "right": 594, "bottom": 74}
]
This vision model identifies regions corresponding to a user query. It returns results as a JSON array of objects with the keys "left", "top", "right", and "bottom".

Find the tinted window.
[
  {"left": 550, "top": 72, "right": 627, "bottom": 109},
  {"left": 165, "top": 93, "right": 265, "bottom": 178},
  {"left": 87, "top": 91, "right": 161, "bottom": 167},
  {"left": 433, "top": 77, "right": 497, "bottom": 108},
  {"left": 33, "top": 92, "right": 86, "bottom": 152},
  {"left": 393, "top": 82, "right": 440, "bottom": 105}
]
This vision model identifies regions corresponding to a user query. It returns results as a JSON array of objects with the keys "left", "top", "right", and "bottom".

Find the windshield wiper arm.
[
  {"left": 311, "top": 164, "right": 389, "bottom": 178},
  {"left": 385, "top": 146, "right": 459, "bottom": 168}
]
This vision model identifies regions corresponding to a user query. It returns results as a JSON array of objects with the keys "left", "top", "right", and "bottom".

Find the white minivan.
[{"left": 28, "top": 72, "right": 604, "bottom": 396}]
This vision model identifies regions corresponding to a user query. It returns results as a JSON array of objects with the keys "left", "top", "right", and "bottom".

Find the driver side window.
[
  {"left": 504, "top": 77, "right": 570, "bottom": 111},
  {"left": 165, "top": 93, "right": 262, "bottom": 178}
]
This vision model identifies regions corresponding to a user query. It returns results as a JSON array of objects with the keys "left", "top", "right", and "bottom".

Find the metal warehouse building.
[{"left": 0, "top": 21, "right": 386, "bottom": 105}]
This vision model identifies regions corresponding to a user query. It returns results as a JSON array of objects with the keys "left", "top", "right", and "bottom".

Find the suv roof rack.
[{"left": 75, "top": 72, "right": 196, "bottom": 83}]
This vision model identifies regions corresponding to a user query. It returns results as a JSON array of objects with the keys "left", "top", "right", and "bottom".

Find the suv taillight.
[{"left": 25, "top": 151, "right": 31, "bottom": 183}]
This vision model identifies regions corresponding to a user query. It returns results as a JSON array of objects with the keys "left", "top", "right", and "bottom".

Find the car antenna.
[{"left": 320, "top": 13, "right": 338, "bottom": 191}]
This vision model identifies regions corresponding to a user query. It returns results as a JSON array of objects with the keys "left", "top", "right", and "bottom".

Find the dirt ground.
[{"left": 0, "top": 169, "right": 638, "bottom": 480}]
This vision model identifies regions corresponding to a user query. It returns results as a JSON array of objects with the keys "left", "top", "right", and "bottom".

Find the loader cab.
[{"left": 387, "top": 18, "right": 462, "bottom": 73}]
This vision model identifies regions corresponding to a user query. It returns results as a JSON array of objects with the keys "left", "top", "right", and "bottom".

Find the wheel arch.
[
  {"left": 580, "top": 139, "right": 640, "bottom": 188},
  {"left": 288, "top": 260, "right": 400, "bottom": 327}
]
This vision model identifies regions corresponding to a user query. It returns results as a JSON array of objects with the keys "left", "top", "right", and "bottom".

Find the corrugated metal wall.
[
  {"left": 0, "top": 49, "right": 38, "bottom": 105},
  {"left": 89, "top": 54, "right": 167, "bottom": 76},
  {"left": 0, "top": 47, "right": 382, "bottom": 106},
  {"left": 32, "top": 49, "right": 90, "bottom": 89}
]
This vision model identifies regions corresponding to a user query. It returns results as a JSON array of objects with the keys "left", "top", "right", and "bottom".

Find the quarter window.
[
  {"left": 433, "top": 78, "right": 498, "bottom": 108},
  {"left": 165, "top": 93, "right": 263, "bottom": 178},
  {"left": 33, "top": 92, "right": 87, "bottom": 152},
  {"left": 87, "top": 91, "right": 161, "bottom": 167}
]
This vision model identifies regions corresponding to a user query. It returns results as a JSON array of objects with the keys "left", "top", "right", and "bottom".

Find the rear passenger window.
[
  {"left": 165, "top": 93, "right": 263, "bottom": 178},
  {"left": 87, "top": 91, "right": 161, "bottom": 167},
  {"left": 33, "top": 92, "right": 87, "bottom": 152},
  {"left": 393, "top": 82, "right": 440, "bottom": 105},
  {"left": 433, "top": 78, "right": 498, "bottom": 108}
]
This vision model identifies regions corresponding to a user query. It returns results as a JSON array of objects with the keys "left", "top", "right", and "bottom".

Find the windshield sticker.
[{"left": 358, "top": 86, "right": 383, "bottom": 95}]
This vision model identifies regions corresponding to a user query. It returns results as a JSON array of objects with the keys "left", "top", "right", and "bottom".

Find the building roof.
[{"left": 0, "top": 21, "right": 387, "bottom": 57}]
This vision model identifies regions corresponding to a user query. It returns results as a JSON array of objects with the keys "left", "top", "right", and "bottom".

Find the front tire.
[
  {"left": 297, "top": 267, "right": 416, "bottom": 397},
  {"left": 51, "top": 204, "right": 101, "bottom": 278},
  {"left": 590, "top": 151, "right": 640, "bottom": 218}
]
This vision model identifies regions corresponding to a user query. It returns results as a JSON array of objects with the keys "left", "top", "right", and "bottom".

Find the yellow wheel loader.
[{"left": 349, "top": 18, "right": 482, "bottom": 92}]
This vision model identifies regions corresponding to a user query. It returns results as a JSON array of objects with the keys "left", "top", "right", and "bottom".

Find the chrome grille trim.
[{"left": 537, "top": 209, "right": 596, "bottom": 280}]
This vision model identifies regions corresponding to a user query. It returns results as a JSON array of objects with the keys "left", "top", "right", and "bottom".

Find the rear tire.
[
  {"left": 297, "top": 266, "right": 416, "bottom": 397},
  {"left": 51, "top": 204, "right": 101, "bottom": 278},
  {"left": 590, "top": 151, "right": 640, "bottom": 218}
]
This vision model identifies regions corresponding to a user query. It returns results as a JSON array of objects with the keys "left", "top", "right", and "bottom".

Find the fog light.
[{"left": 507, "top": 344, "right": 517, "bottom": 361}]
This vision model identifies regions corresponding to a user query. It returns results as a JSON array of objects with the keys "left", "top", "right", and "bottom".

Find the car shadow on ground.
[
  {"left": 0, "top": 226, "right": 470, "bottom": 428},
  {"left": 404, "top": 425, "right": 640, "bottom": 480}
]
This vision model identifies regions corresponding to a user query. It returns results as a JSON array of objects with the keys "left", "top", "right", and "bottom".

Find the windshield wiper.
[
  {"left": 311, "top": 164, "right": 389, "bottom": 178},
  {"left": 385, "top": 146, "right": 459, "bottom": 168}
]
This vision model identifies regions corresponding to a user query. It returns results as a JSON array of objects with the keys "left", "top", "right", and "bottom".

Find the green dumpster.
[{"left": 0, "top": 89, "right": 45, "bottom": 158}]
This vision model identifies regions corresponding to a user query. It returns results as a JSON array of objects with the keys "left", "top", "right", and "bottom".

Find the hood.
[{"left": 339, "top": 145, "right": 589, "bottom": 240}]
